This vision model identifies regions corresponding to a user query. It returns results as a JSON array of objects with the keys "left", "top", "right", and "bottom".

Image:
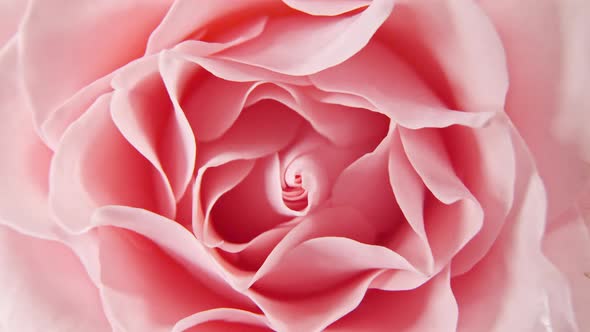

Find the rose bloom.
[{"left": 1, "top": 0, "right": 589, "bottom": 331}]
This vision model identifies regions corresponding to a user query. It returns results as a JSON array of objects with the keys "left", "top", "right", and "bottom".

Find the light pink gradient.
[{"left": 1, "top": 0, "right": 589, "bottom": 331}]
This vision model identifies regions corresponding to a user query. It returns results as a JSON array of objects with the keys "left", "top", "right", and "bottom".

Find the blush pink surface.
[{"left": 0, "top": 1, "right": 589, "bottom": 331}]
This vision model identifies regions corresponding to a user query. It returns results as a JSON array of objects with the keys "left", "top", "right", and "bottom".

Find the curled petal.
[
  {"left": 218, "top": 0, "right": 395, "bottom": 75},
  {"left": 20, "top": 0, "right": 171, "bottom": 135},
  {"left": 0, "top": 226, "right": 111, "bottom": 332}
]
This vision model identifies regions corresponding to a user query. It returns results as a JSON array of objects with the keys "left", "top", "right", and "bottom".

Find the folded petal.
[
  {"left": 111, "top": 60, "right": 195, "bottom": 203},
  {"left": 479, "top": 0, "right": 590, "bottom": 219},
  {"left": 0, "top": 0, "right": 26, "bottom": 47},
  {"left": 0, "top": 226, "right": 111, "bottom": 332},
  {"left": 543, "top": 207, "right": 590, "bottom": 330},
  {"left": 0, "top": 40, "right": 55, "bottom": 238},
  {"left": 218, "top": 0, "right": 394, "bottom": 75},
  {"left": 20, "top": 0, "right": 171, "bottom": 133},
  {"left": 379, "top": 0, "right": 508, "bottom": 112},
  {"left": 93, "top": 212, "right": 259, "bottom": 332},
  {"left": 172, "top": 309, "right": 271, "bottom": 332},
  {"left": 146, "top": 0, "right": 279, "bottom": 53},
  {"left": 50, "top": 93, "right": 174, "bottom": 233},
  {"left": 309, "top": 41, "right": 497, "bottom": 129},
  {"left": 281, "top": 0, "right": 371, "bottom": 16},
  {"left": 452, "top": 127, "right": 579, "bottom": 331},
  {"left": 328, "top": 267, "right": 458, "bottom": 332}
]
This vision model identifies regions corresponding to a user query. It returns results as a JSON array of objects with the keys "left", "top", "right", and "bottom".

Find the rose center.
[{"left": 282, "top": 173, "right": 308, "bottom": 211}]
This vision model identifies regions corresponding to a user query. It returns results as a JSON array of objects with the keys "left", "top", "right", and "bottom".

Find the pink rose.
[{"left": 1, "top": 0, "right": 589, "bottom": 331}]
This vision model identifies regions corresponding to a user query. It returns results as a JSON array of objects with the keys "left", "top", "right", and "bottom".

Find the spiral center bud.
[{"left": 282, "top": 174, "right": 308, "bottom": 211}]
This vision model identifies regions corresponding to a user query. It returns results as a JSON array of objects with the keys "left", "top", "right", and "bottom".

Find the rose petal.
[
  {"left": 218, "top": 0, "right": 394, "bottom": 75},
  {"left": 172, "top": 309, "right": 271, "bottom": 332},
  {"left": 0, "top": 0, "right": 26, "bottom": 47},
  {"left": 281, "top": 0, "right": 371, "bottom": 16},
  {"left": 171, "top": 16, "right": 269, "bottom": 57},
  {"left": 251, "top": 207, "right": 377, "bottom": 288},
  {"left": 50, "top": 93, "right": 173, "bottom": 233},
  {"left": 41, "top": 74, "right": 114, "bottom": 150},
  {"left": 197, "top": 99, "right": 304, "bottom": 167},
  {"left": 20, "top": 0, "right": 172, "bottom": 135},
  {"left": 0, "top": 226, "right": 111, "bottom": 332},
  {"left": 90, "top": 206, "right": 253, "bottom": 304},
  {"left": 209, "top": 157, "right": 291, "bottom": 244},
  {"left": 253, "top": 236, "right": 415, "bottom": 297},
  {"left": 379, "top": 0, "right": 508, "bottom": 112},
  {"left": 443, "top": 116, "right": 516, "bottom": 275},
  {"left": 146, "top": 0, "right": 280, "bottom": 54},
  {"left": 327, "top": 267, "right": 458, "bottom": 332},
  {"left": 111, "top": 61, "right": 195, "bottom": 203},
  {"left": 479, "top": 0, "right": 590, "bottom": 219},
  {"left": 248, "top": 271, "right": 380, "bottom": 332},
  {"left": 309, "top": 41, "right": 497, "bottom": 129},
  {"left": 452, "top": 127, "right": 579, "bottom": 331},
  {"left": 0, "top": 41, "right": 55, "bottom": 238},
  {"left": 399, "top": 127, "right": 484, "bottom": 271},
  {"left": 543, "top": 207, "right": 590, "bottom": 330},
  {"left": 388, "top": 127, "right": 433, "bottom": 274},
  {"left": 331, "top": 127, "right": 403, "bottom": 235},
  {"left": 95, "top": 225, "right": 257, "bottom": 332}
]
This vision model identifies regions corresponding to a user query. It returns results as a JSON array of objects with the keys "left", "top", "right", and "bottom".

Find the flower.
[{"left": 1, "top": 0, "right": 589, "bottom": 331}]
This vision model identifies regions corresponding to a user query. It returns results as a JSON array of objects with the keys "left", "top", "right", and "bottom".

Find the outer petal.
[
  {"left": 378, "top": 0, "right": 508, "bottom": 111},
  {"left": 217, "top": 0, "right": 395, "bottom": 75},
  {"left": 0, "top": 40, "right": 54, "bottom": 238},
  {"left": 91, "top": 208, "right": 260, "bottom": 332},
  {"left": 327, "top": 267, "right": 458, "bottom": 332},
  {"left": 452, "top": 127, "right": 579, "bottom": 331},
  {"left": 20, "top": 0, "right": 172, "bottom": 135},
  {"left": 0, "top": 226, "right": 111, "bottom": 332},
  {"left": 0, "top": 0, "right": 27, "bottom": 48},
  {"left": 479, "top": 0, "right": 590, "bottom": 219},
  {"left": 543, "top": 207, "right": 590, "bottom": 330}
]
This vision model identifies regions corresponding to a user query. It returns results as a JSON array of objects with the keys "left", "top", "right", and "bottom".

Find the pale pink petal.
[
  {"left": 92, "top": 209, "right": 260, "bottom": 332},
  {"left": 111, "top": 60, "right": 195, "bottom": 203},
  {"left": 172, "top": 309, "right": 271, "bottom": 332},
  {"left": 171, "top": 16, "right": 269, "bottom": 57},
  {"left": 443, "top": 116, "right": 516, "bottom": 275},
  {"left": 399, "top": 127, "right": 483, "bottom": 271},
  {"left": 0, "top": 41, "right": 54, "bottom": 238},
  {"left": 543, "top": 207, "right": 590, "bottom": 330},
  {"left": 20, "top": 0, "right": 172, "bottom": 134},
  {"left": 146, "top": 0, "right": 279, "bottom": 53},
  {"left": 245, "top": 83, "right": 389, "bottom": 149},
  {"left": 331, "top": 129, "right": 404, "bottom": 236},
  {"left": 196, "top": 99, "right": 303, "bottom": 167},
  {"left": 248, "top": 271, "right": 380, "bottom": 332},
  {"left": 479, "top": 0, "right": 590, "bottom": 219},
  {"left": 176, "top": 52, "right": 311, "bottom": 85},
  {"left": 195, "top": 159, "right": 256, "bottom": 246},
  {"left": 388, "top": 128, "right": 433, "bottom": 274},
  {"left": 452, "top": 128, "right": 579, "bottom": 331},
  {"left": 282, "top": 0, "right": 371, "bottom": 16},
  {"left": 218, "top": 0, "right": 394, "bottom": 75},
  {"left": 309, "top": 41, "right": 497, "bottom": 129},
  {"left": 253, "top": 236, "right": 415, "bottom": 297},
  {"left": 91, "top": 206, "right": 254, "bottom": 306},
  {"left": 0, "top": 226, "right": 111, "bottom": 332},
  {"left": 251, "top": 207, "right": 377, "bottom": 287},
  {"left": 163, "top": 58, "right": 256, "bottom": 142},
  {"left": 49, "top": 94, "right": 173, "bottom": 233},
  {"left": 328, "top": 267, "right": 458, "bottom": 332},
  {"left": 0, "top": 0, "right": 26, "bottom": 48},
  {"left": 378, "top": 0, "right": 508, "bottom": 112},
  {"left": 41, "top": 74, "right": 113, "bottom": 150}
]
